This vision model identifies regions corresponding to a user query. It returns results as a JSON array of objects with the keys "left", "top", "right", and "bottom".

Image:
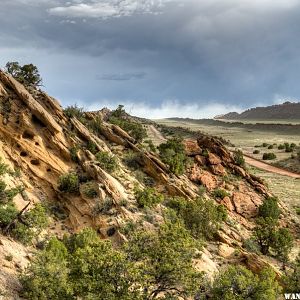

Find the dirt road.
[
  {"left": 244, "top": 155, "right": 300, "bottom": 179},
  {"left": 147, "top": 125, "right": 167, "bottom": 145}
]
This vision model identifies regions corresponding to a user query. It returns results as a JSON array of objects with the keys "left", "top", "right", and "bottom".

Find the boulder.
[
  {"left": 232, "top": 192, "right": 258, "bottom": 218},
  {"left": 210, "top": 164, "right": 226, "bottom": 175},
  {"left": 195, "top": 155, "right": 206, "bottom": 166},
  {"left": 207, "top": 152, "right": 222, "bottom": 165},
  {"left": 220, "top": 196, "right": 235, "bottom": 212},
  {"left": 184, "top": 139, "right": 202, "bottom": 156}
]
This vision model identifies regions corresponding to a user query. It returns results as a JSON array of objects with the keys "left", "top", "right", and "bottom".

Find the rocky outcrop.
[{"left": 0, "top": 71, "right": 62, "bottom": 134}]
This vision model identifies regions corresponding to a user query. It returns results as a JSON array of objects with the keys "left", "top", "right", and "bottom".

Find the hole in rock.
[
  {"left": 20, "top": 151, "right": 28, "bottom": 157},
  {"left": 30, "top": 159, "right": 40, "bottom": 166},
  {"left": 35, "top": 142, "right": 39, "bottom": 146},
  {"left": 22, "top": 130, "right": 35, "bottom": 140},
  {"left": 32, "top": 115, "right": 46, "bottom": 128},
  {"left": 107, "top": 227, "right": 116, "bottom": 237},
  {"left": 47, "top": 168, "right": 51, "bottom": 172}
]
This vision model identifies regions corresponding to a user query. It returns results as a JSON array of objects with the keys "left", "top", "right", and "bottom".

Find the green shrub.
[
  {"left": 166, "top": 197, "right": 227, "bottom": 240},
  {"left": 82, "top": 182, "right": 98, "bottom": 198},
  {"left": 87, "top": 116, "right": 103, "bottom": 136},
  {"left": 0, "top": 158, "right": 10, "bottom": 176},
  {"left": 284, "top": 254, "right": 300, "bottom": 293},
  {"left": 285, "top": 146, "right": 293, "bottom": 153},
  {"left": 262, "top": 143, "right": 268, "bottom": 147},
  {"left": 158, "top": 137, "right": 188, "bottom": 175},
  {"left": 0, "top": 203, "right": 18, "bottom": 227},
  {"left": 233, "top": 149, "right": 245, "bottom": 166},
  {"left": 69, "top": 146, "right": 81, "bottom": 163},
  {"left": 144, "top": 139, "right": 156, "bottom": 152},
  {"left": 5, "top": 61, "right": 42, "bottom": 86},
  {"left": 278, "top": 144, "right": 285, "bottom": 150},
  {"left": 267, "top": 145, "right": 274, "bottom": 149},
  {"left": 211, "top": 266, "right": 281, "bottom": 300},
  {"left": 21, "top": 224, "right": 203, "bottom": 300},
  {"left": 58, "top": 173, "right": 79, "bottom": 193},
  {"left": 258, "top": 197, "right": 281, "bottom": 220},
  {"left": 64, "top": 105, "right": 85, "bottom": 120},
  {"left": 243, "top": 238, "right": 260, "bottom": 254},
  {"left": 109, "top": 106, "right": 147, "bottom": 142},
  {"left": 253, "top": 197, "right": 293, "bottom": 259},
  {"left": 253, "top": 149, "right": 260, "bottom": 154},
  {"left": 95, "top": 151, "right": 118, "bottom": 173},
  {"left": 123, "top": 151, "right": 141, "bottom": 170},
  {"left": 135, "top": 187, "right": 164, "bottom": 208},
  {"left": 86, "top": 141, "right": 98, "bottom": 155},
  {"left": 212, "top": 188, "right": 229, "bottom": 199},
  {"left": 262, "top": 152, "right": 276, "bottom": 160},
  {"left": 92, "top": 197, "right": 114, "bottom": 216}
]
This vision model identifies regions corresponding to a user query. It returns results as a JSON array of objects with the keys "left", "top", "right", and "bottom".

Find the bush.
[
  {"left": 87, "top": 116, "right": 103, "bottom": 136},
  {"left": 253, "top": 149, "right": 260, "bottom": 154},
  {"left": 158, "top": 137, "right": 188, "bottom": 175},
  {"left": 253, "top": 197, "right": 293, "bottom": 259},
  {"left": 21, "top": 224, "right": 203, "bottom": 300},
  {"left": 58, "top": 173, "right": 79, "bottom": 193},
  {"left": 233, "top": 149, "right": 245, "bottom": 166},
  {"left": 64, "top": 105, "right": 85, "bottom": 120},
  {"left": 69, "top": 146, "right": 80, "bottom": 163},
  {"left": 95, "top": 151, "right": 118, "bottom": 173},
  {"left": 182, "top": 198, "right": 227, "bottom": 240},
  {"left": 268, "top": 145, "right": 274, "bottom": 149},
  {"left": 109, "top": 106, "right": 147, "bottom": 142},
  {"left": 82, "top": 182, "right": 98, "bottom": 198},
  {"left": 211, "top": 266, "right": 281, "bottom": 300},
  {"left": 284, "top": 254, "right": 300, "bottom": 293},
  {"left": 278, "top": 144, "right": 285, "bottom": 150},
  {"left": 262, "top": 143, "right": 268, "bottom": 147},
  {"left": 258, "top": 197, "right": 281, "bottom": 220},
  {"left": 5, "top": 61, "right": 42, "bottom": 87},
  {"left": 212, "top": 188, "right": 229, "bottom": 199},
  {"left": 86, "top": 141, "right": 98, "bottom": 155},
  {"left": 0, "top": 203, "right": 18, "bottom": 227},
  {"left": 166, "top": 197, "right": 227, "bottom": 240},
  {"left": 135, "top": 187, "right": 164, "bottom": 208},
  {"left": 92, "top": 197, "right": 114, "bottom": 216},
  {"left": 262, "top": 152, "right": 276, "bottom": 160}
]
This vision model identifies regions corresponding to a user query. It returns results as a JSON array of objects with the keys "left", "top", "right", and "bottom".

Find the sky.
[{"left": 1, "top": 0, "right": 300, "bottom": 118}]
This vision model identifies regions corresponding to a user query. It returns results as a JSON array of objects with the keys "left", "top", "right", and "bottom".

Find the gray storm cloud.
[{"left": 0, "top": 0, "right": 300, "bottom": 118}]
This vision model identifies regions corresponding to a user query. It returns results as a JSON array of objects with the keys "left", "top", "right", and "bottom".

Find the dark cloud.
[{"left": 1, "top": 0, "right": 300, "bottom": 117}]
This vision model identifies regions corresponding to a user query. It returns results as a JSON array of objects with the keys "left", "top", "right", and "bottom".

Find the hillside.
[
  {"left": 217, "top": 101, "right": 300, "bottom": 120},
  {"left": 0, "top": 70, "right": 299, "bottom": 299}
]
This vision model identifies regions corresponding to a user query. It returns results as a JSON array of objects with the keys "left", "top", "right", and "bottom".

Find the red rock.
[
  {"left": 184, "top": 139, "right": 202, "bottom": 156},
  {"left": 210, "top": 164, "right": 226, "bottom": 175},
  {"left": 207, "top": 152, "right": 222, "bottom": 165},
  {"left": 195, "top": 155, "right": 206, "bottom": 166},
  {"left": 232, "top": 192, "right": 258, "bottom": 218},
  {"left": 221, "top": 196, "right": 235, "bottom": 211}
]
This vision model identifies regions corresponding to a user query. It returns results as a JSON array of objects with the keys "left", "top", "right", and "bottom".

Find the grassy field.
[
  {"left": 157, "top": 118, "right": 300, "bottom": 173},
  {"left": 248, "top": 166, "right": 300, "bottom": 218}
]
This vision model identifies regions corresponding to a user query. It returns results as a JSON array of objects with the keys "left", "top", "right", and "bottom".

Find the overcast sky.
[{"left": 1, "top": 0, "right": 300, "bottom": 118}]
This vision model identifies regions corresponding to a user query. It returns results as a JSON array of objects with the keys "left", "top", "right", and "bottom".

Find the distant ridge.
[{"left": 216, "top": 101, "right": 300, "bottom": 120}]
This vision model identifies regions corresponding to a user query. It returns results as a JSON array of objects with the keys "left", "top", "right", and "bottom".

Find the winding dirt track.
[
  {"left": 244, "top": 154, "right": 300, "bottom": 179},
  {"left": 147, "top": 125, "right": 167, "bottom": 145}
]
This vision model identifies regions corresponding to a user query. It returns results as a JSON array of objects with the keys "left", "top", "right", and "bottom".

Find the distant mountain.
[{"left": 216, "top": 101, "right": 300, "bottom": 120}]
